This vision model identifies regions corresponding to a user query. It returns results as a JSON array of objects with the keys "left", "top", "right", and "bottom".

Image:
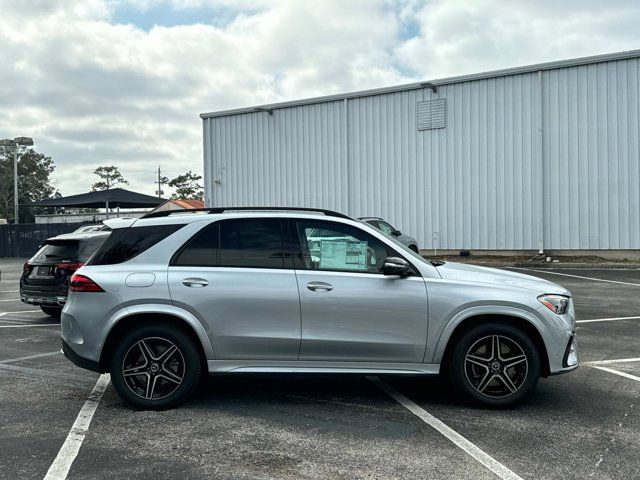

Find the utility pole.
[
  {"left": 0, "top": 136, "right": 34, "bottom": 224},
  {"left": 154, "top": 166, "right": 165, "bottom": 198}
]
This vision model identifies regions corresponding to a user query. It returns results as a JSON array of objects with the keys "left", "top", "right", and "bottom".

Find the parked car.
[
  {"left": 20, "top": 231, "right": 110, "bottom": 317},
  {"left": 74, "top": 224, "right": 110, "bottom": 233},
  {"left": 61, "top": 207, "right": 577, "bottom": 410},
  {"left": 358, "top": 217, "right": 419, "bottom": 253}
]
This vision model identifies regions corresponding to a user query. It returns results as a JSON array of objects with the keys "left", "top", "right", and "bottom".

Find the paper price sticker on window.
[{"left": 319, "top": 240, "right": 367, "bottom": 270}]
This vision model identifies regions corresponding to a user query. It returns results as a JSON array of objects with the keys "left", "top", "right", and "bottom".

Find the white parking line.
[
  {"left": 368, "top": 376, "right": 523, "bottom": 480},
  {"left": 44, "top": 374, "right": 110, "bottom": 480},
  {"left": 0, "top": 351, "right": 60, "bottom": 364},
  {"left": 0, "top": 298, "right": 22, "bottom": 302},
  {"left": 589, "top": 366, "right": 640, "bottom": 383},
  {"left": 509, "top": 268, "right": 640, "bottom": 287},
  {"left": 0, "top": 290, "right": 19, "bottom": 293},
  {"left": 583, "top": 358, "right": 640, "bottom": 365},
  {"left": 576, "top": 316, "right": 640, "bottom": 324},
  {"left": 0, "top": 324, "right": 58, "bottom": 328},
  {"left": 0, "top": 310, "right": 42, "bottom": 315}
]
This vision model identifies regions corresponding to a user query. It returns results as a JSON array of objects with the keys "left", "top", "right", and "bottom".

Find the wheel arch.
[
  {"left": 437, "top": 312, "right": 551, "bottom": 377},
  {"left": 98, "top": 310, "right": 212, "bottom": 373}
]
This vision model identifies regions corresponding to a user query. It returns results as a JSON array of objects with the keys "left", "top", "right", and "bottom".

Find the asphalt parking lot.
[{"left": 1, "top": 258, "right": 639, "bottom": 480}]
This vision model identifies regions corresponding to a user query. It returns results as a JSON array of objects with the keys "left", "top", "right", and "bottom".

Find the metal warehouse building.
[{"left": 201, "top": 50, "right": 640, "bottom": 252}]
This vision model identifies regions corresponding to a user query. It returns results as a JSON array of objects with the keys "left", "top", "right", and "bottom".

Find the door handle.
[
  {"left": 182, "top": 278, "right": 209, "bottom": 288},
  {"left": 307, "top": 281, "right": 333, "bottom": 292}
]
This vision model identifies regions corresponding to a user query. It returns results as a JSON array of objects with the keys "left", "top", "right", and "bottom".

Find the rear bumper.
[
  {"left": 20, "top": 285, "right": 67, "bottom": 306},
  {"left": 61, "top": 339, "right": 101, "bottom": 373},
  {"left": 21, "top": 295, "right": 67, "bottom": 306}
]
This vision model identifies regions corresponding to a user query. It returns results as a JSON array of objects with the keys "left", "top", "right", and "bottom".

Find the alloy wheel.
[
  {"left": 121, "top": 337, "right": 185, "bottom": 400},
  {"left": 464, "top": 335, "right": 528, "bottom": 398}
]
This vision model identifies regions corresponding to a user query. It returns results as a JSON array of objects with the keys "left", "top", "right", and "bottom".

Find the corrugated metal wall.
[{"left": 203, "top": 57, "right": 640, "bottom": 250}]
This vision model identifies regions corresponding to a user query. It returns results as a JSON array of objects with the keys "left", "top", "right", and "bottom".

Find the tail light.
[
  {"left": 56, "top": 261, "right": 84, "bottom": 272},
  {"left": 69, "top": 274, "right": 104, "bottom": 292}
]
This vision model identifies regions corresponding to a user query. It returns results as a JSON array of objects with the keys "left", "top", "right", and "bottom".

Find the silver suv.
[{"left": 61, "top": 207, "right": 578, "bottom": 410}]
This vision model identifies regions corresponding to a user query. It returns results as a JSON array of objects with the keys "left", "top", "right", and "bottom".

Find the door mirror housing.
[
  {"left": 382, "top": 257, "right": 410, "bottom": 276},
  {"left": 392, "top": 229, "right": 402, "bottom": 236}
]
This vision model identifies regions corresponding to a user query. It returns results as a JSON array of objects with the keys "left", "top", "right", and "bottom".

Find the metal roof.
[
  {"left": 200, "top": 49, "right": 640, "bottom": 119},
  {"left": 30, "top": 188, "right": 165, "bottom": 209}
]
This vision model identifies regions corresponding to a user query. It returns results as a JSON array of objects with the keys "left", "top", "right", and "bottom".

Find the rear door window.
[
  {"left": 88, "top": 224, "right": 183, "bottom": 265},
  {"left": 171, "top": 219, "right": 288, "bottom": 269},
  {"left": 219, "top": 218, "right": 285, "bottom": 269}
]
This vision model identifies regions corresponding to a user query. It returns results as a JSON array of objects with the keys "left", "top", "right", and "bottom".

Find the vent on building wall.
[{"left": 417, "top": 99, "right": 446, "bottom": 130}]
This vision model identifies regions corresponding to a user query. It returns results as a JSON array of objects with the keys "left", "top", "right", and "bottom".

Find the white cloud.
[
  {"left": 1, "top": 0, "right": 638, "bottom": 197},
  {"left": 395, "top": 0, "right": 640, "bottom": 79}
]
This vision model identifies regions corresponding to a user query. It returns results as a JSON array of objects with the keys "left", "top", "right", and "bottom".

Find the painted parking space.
[
  {"left": 383, "top": 268, "right": 640, "bottom": 479},
  {"left": 2, "top": 259, "right": 640, "bottom": 479}
]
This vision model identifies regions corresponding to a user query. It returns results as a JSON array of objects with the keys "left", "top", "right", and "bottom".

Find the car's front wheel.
[
  {"left": 449, "top": 323, "right": 541, "bottom": 407},
  {"left": 110, "top": 324, "right": 202, "bottom": 410}
]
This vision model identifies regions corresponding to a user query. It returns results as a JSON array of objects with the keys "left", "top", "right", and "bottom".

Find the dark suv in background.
[{"left": 20, "top": 231, "right": 109, "bottom": 317}]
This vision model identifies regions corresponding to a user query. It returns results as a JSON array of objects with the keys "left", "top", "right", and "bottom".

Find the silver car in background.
[
  {"left": 61, "top": 207, "right": 577, "bottom": 410},
  {"left": 359, "top": 217, "right": 419, "bottom": 253}
]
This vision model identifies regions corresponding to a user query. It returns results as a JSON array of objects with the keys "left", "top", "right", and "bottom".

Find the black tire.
[
  {"left": 448, "top": 323, "right": 540, "bottom": 407},
  {"left": 40, "top": 305, "right": 62, "bottom": 317},
  {"left": 110, "top": 323, "right": 202, "bottom": 410},
  {"left": 408, "top": 244, "right": 419, "bottom": 253}
]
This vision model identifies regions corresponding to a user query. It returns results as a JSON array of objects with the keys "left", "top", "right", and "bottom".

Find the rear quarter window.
[{"left": 87, "top": 224, "right": 183, "bottom": 265}]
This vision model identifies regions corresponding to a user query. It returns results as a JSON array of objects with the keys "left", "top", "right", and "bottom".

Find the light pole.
[{"left": 1, "top": 136, "right": 34, "bottom": 224}]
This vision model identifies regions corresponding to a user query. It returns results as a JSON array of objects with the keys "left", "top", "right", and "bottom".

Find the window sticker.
[{"left": 319, "top": 240, "right": 367, "bottom": 270}]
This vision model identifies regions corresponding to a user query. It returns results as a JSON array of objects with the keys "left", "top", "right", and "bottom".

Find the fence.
[{"left": 0, "top": 223, "right": 90, "bottom": 258}]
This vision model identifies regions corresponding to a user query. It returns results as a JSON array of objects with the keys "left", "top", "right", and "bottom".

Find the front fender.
[
  {"left": 427, "top": 304, "right": 551, "bottom": 364},
  {"left": 99, "top": 303, "right": 215, "bottom": 361}
]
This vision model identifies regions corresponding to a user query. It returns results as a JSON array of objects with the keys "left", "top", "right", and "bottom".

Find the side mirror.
[
  {"left": 382, "top": 256, "right": 410, "bottom": 276},
  {"left": 392, "top": 229, "right": 402, "bottom": 236}
]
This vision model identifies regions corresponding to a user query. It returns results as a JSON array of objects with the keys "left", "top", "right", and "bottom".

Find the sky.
[{"left": 1, "top": 0, "right": 639, "bottom": 197}]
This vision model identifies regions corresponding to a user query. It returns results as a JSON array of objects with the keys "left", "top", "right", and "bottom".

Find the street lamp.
[{"left": 1, "top": 136, "right": 34, "bottom": 224}]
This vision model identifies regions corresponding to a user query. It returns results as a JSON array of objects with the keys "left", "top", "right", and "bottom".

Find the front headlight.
[{"left": 538, "top": 294, "right": 570, "bottom": 315}]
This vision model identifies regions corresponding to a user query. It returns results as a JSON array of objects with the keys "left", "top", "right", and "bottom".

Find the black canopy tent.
[{"left": 30, "top": 188, "right": 165, "bottom": 211}]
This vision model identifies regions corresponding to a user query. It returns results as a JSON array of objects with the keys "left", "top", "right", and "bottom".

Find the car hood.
[{"left": 434, "top": 262, "right": 571, "bottom": 296}]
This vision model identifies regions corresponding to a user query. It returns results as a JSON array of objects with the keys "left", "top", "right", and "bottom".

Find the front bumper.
[
  {"left": 61, "top": 339, "right": 100, "bottom": 373},
  {"left": 548, "top": 332, "right": 578, "bottom": 375}
]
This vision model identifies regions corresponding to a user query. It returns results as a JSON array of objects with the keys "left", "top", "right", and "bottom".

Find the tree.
[
  {"left": 91, "top": 165, "right": 129, "bottom": 191},
  {"left": 168, "top": 171, "right": 203, "bottom": 200},
  {"left": 0, "top": 146, "right": 59, "bottom": 223}
]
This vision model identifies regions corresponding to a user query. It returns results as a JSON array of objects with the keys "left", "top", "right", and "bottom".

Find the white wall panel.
[{"left": 204, "top": 56, "right": 640, "bottom": 250}]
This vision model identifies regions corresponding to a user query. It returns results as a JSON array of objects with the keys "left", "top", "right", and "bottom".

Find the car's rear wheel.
[
  {"left": 40, "top": 305, "right": 62, "bottom": 317},
  {"left": 110, "top": 324, "right": 202, "bottom": 410},
  {"left": 449, "top": 323, "right": 540, "bottom": 407}
]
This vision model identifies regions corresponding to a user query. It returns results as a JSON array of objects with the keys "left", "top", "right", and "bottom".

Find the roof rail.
[{"left": 141, "top": 206, "right": 351, "bottom": 220}]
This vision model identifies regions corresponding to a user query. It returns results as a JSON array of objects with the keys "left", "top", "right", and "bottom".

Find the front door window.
[{"left": 294, "top": 220, "right": 393, "bottom": 274}]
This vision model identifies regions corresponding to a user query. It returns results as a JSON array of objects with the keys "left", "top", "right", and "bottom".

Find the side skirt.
[{"left": 207, "top": 360, "right": 440, "bottom": 375}]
